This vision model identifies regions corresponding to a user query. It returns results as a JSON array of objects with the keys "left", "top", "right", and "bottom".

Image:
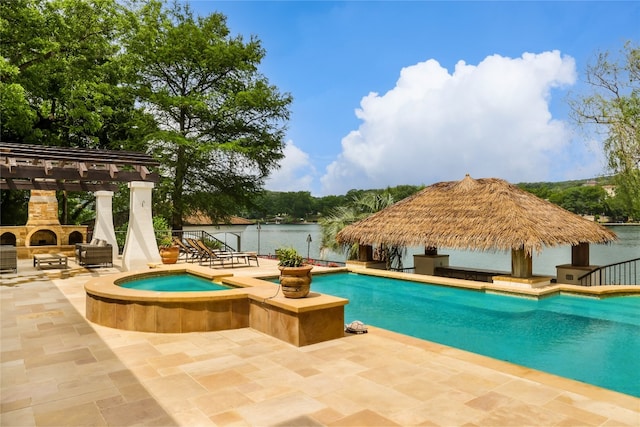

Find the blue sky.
[{"left": 189, "top": 1, "right": 639, "bottom": 196}]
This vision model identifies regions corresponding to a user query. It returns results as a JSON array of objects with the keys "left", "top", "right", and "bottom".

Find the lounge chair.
[
  {"left": 172, "top": 237, "right": 199, "bottom": 262},
  {"left": 184, "top": 238, "right": 207, "bottom": 263},
  {"left": 230, "top": 250, "right": 259, "bottom": 266},
  {"left": 191, "top": 239, "right": 236, "bottom": 267}
]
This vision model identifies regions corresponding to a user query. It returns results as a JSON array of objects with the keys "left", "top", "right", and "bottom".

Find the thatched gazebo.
[{"left": 336, "top": 175, "right": 617, "bottom": 285}]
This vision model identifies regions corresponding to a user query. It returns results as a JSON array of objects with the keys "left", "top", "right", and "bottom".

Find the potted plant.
[
  {"left": 276, "top": 247, "right": 313, "bottom": 298},
  {"left": 157, "top": 233, "right": 179, "bottom": 264}
]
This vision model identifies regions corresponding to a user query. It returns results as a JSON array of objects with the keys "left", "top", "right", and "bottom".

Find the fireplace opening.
[
  {"left": 30, "top": 229, "right": 57, "bottom": 246},
  {"left": 1, "top": 232, "right": 17, "bottom": 246},
  {"left": 68, "top": 231, "right": 83, "bottom": 245}
]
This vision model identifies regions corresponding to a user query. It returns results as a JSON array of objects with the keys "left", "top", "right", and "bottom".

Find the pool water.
[
  {"left": 311, "top": 273, "right": 640, "bottom": 397},
  {"left": 120, "top": 274, "right": 231, "bottom": 292}
]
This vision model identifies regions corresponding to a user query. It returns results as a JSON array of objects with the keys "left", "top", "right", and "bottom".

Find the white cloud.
[
  {"left": 321, "top": 51, "right": 580, "bottom": 195},
  {"left": 265, "top": 141, "right": 316, "bottom": 192}
]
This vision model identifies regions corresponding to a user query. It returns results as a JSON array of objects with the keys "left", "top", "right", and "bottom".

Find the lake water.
[{"left": 204, "top": 223, "right": 639, "bottom": 277}]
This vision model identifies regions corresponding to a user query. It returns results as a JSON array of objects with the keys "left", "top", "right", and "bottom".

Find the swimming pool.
[
  {"left": 311, "top": 273, "right": 640, "bottom": 397},
  {"left": 119, "top": 273, "right": 231, "bottom": 292}
]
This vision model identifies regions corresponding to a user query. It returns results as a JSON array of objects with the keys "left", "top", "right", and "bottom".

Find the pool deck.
[{"left": 1, "top": 258, "right": 639, "bottom": 426}]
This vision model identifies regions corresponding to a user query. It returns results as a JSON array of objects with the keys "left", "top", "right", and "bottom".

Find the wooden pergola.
[
  {"left": 1, "top": 142, "right": 163, "bottom": 270},
  {"left": 0, "top": 142, "right": 160, "bottom": 191}
]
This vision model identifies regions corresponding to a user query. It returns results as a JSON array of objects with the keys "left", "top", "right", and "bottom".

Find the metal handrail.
[
  {"left": 578, "top": 258, "right": 639, "bottom": 286},
  {"left": 172, "top": 230, "right": 236, "bottom": 253}
]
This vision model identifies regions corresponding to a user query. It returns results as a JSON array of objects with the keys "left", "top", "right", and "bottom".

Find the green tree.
[
  {"left": 569, "top": 42, "right": 640, "bottom": 220},
  {"left": 320, "top": 191, "right": 405, "bottom": 269},
  {"left": 548, "top": 186, "right": 606, "bottom": 215},
  {"left": 126, "top": 1, "right": 292, "bottom": 229},
  {"left": 0, "top": 0, "right": 156, "bottom": 227},
  {"left": 0, "top": 0, "right": 151, "bottom": 148}
]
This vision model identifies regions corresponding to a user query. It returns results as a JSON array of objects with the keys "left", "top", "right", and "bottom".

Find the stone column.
[
  {"left": 122, "top": 182, "right": 160, "bottom": 271},
  {"left": 93, "top": 191, "right": 118, "bottom": 261}
]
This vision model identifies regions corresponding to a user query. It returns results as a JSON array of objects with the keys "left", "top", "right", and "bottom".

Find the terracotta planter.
[
  {"left": 159, "top": 246, "right": 180, "bottom": 264},
  {"left": 278, "top": 265, "right": 313, "bottom": 298}
]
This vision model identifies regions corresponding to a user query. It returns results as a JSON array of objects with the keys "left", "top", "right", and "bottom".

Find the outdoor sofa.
[
  {"left": 75, "top": 239, "right": 113, "bottom": 267},
  {"left": 0, "top": 245, "right": 17, "bottom": 273}
]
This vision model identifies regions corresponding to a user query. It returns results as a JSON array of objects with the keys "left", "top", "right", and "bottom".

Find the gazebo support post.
[
  {"left": 571, "top": 242, "right": 590, "bottom": 266},
  {"left": 493, "top": 247, "right": 551, "bottom": 288},
  {"left": 414, "top": 246, "right": 449, "bottom": 276},
  {"left": 358, "top": 244, "right": 373, "bottom": 262},
  {"left": 345, "top": 244, "right": 386, "bottom": 270},
  {"left": 511, "top": 247, "right": 532, "bottom": 278}
]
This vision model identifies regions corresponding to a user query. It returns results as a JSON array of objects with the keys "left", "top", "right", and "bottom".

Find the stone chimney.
[{"left": 26, "top": 190, "right": 61, "bottom": 226}]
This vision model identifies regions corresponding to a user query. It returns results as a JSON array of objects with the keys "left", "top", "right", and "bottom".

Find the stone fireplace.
[{"left": 0, "top": 190, "right": 87, "bottom": 259}]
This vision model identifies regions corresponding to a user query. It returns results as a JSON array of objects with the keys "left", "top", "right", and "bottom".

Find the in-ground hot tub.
[{"left": 84, "top": 265, "right": 348, "bottom": 346}]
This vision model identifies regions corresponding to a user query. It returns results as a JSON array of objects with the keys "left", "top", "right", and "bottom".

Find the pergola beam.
[
  {"left": 1, "top": 179, "right": 118, "bottom": 192},
  {"left": 0, "top": 164, "right": 158, "bottom": 183},
  {"left": 0, "top": 143, "right": 160, "bottom": 192}
]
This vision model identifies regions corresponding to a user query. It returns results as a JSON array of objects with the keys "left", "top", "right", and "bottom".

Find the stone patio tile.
[
  {"left": 287, "top": 372, "right": 347, "bottom": 398},
  {"left": 393, "top": 376, "right": 455, "bottom": 401},
  {"left": 309, "top": 407, "right": 345, "bottom": 425},
  {"left": 236, "top": 392, "right": 325, "bottom": 426},
  {"left": 543, "top": 396, "right": 610, "bottom": 425},
  {"left": 476, "top": 400, "right": 568, "bottom": 426},
  {"left": 493, "top": 377, "right": 562, "bottom": 405},
  {"left": 357, "top": 359, "right": 428, "bottom": 386},
  {"left": 464, "top": 390, "right": 515, "bottom": 412},
  {"left": 194, "top": 369, "right": 251, "bottom": 391},
  {"left": 144, "top": 372, "right": 209, "bottom": 401},
  {"left": 146, "top": 351, "right": 195, "bottom": 370},
  {"left": 24, "top": 347, "right": 95, "bottom": 369},
  {"left": 99, "top": 397, "right": 175, "bottom": 426},
  {"left": 403, "top": 389, "right": 485, "bottom": 426},
  {"left": 180, "top": 354, "right": 247, "bottom": 377},
  {"left": 118, "top": 382, "right": 157, "bottom": 403},
  {"left": 0, "top": 406, "right": 35, "bottom": 427},
  {"left": 169, "top": 407, "right": 213, "bottom": 426},
  {"left": 192, "top": 389, "right": 256, "bottom": 417},
  {"left": 568, "top": 400, "right": 640, "bottom": 426},
  {"left": 273, "top": 414, "right": 325, "bottom": 426},
  {"left": 325, "top": 374, "right": 423, "bottom": 418},
  {"left": 329, "top": 409, "right": 400, "bottom": 426},
  {"left": 0, "top": 397, "right": 32, "bottom": 413},
  {"left": 208, "top": 410, "right": 247, "bottom": 426},
  {"left": 440, "top": 371, "right": 505, "bottom": 396},
  {"left": 33, "top": 401, "right": 106, "bottom": 426}
]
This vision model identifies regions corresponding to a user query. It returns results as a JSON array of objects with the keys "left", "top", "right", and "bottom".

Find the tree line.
[{"left": 243, "top": 179, "right": 633, "bottom": 224}]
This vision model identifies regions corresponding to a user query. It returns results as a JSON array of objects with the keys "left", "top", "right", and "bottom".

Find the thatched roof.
[{"left": 336, "top": 175, "right": 616, "bottom": 255}]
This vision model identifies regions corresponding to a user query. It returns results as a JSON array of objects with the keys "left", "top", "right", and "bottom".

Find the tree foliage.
[
  {"left": 1, "top": 0, "right": 291, "bottom": 230},
  {"left": 126, "top": 1, "right": 292, "bottom": 229},
  {"left": 319, "top": 191, "right": 406, "bottom": 270},
  {"left": 0, "top": 0, "right": 152, "bottom": 148},
  {"left": 570, "top": 42, "right": 640, "bottom": 220}
]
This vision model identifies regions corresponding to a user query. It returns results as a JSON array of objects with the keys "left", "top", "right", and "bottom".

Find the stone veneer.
[
  {"left": 84, "top": 266, "right": 347, "bottom": 347},
  {"left": 0, "top": 190, "right": 87, "bottom": 258}
]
